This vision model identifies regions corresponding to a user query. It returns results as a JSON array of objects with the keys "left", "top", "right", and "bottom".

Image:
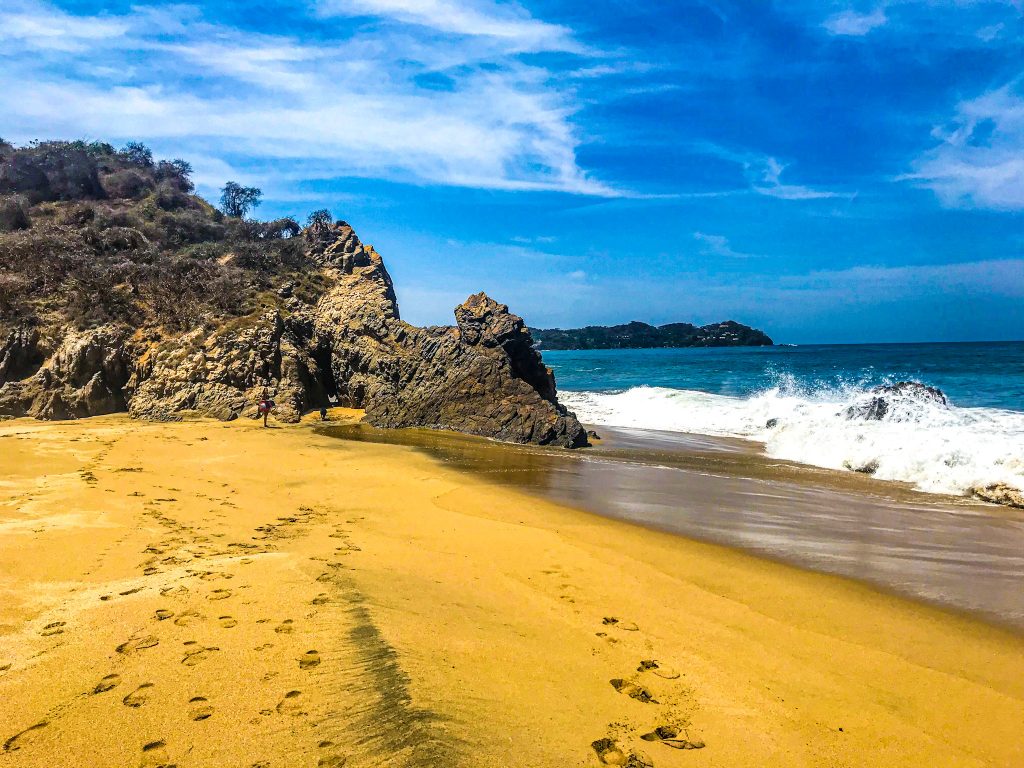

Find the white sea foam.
[{"left": 561, "top": 383, "right": 1024, "bottom": 499}]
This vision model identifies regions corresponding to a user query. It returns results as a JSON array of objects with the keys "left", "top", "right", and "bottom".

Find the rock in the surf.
[
  {"left": 843, "top": 381, "right": 949, "bottom": 421},
  {"left": 971, "top": 483, "right": 1024, "bottom": 509}
]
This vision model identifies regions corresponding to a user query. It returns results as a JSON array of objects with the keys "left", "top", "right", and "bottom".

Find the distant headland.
[{"left": 530, "top": 320, "right": 773, "bottom": 350}]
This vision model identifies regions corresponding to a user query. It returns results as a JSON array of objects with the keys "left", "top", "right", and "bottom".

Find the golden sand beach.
[{"left": 1, "top": 414, "right": 1021, "bottom": 767}]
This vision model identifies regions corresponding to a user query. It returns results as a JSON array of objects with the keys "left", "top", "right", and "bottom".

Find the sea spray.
[{"left": 561, "top": 383, "right": 1024, "bottom": 499}]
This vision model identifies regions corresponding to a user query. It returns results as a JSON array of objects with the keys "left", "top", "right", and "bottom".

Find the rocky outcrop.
[
  {"left": 0, "top": 222, "right": 588, "bottom": 447},
  {"left": 843, "top": 382, "right": 949, "bottom": 422},
  {"left": 304, "top": 227, "right": 586, "bottom": 446},
  {"left": 365, "top": 293, "right": 587, "bottom": 447},
  {"left": 126, "top": 311, "right": 329, "bottom": 424},
  {"left": 0, "top": 325, "right": 133, "bottom": 419}
]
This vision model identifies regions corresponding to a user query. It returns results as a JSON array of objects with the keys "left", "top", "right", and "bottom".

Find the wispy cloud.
[
  {"left": 0, "top": 0, "right": 616, "bottom": 196},
  {"left": 901, "top": 80, "right": 1024, "bottom": 210},
  {"left": 822, "top": 8, "right": 887, "bottom": 36},
  {"left": 749, "top": 156, "right": 844, "bottom": 200},
  {"left": 0, "top": 0, "right": 127, "bottom": 51},
  {"left": 316, "top": 0, "right": 579, "bottom": 51},
  {"left": 692, "top": 143, "right": 844, "bottom": 201},
  {"left": 693, "top": 232, "right": 757, "bottom": 259}
]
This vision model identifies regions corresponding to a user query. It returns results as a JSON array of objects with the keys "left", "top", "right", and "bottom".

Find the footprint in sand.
[
  {"left": 310, "top": 593, "right": 329, "bottom": 605},
  {"left": 182, "top": 644, "right": 219, "bottom": 666},
  {"left": 317, "top": 740, "right": 347, "bottom": 767},
  {"left": 188, "top": 696, "right": 213, "bottom": 721},
  {"left": 591, "top": 738, "right": 654, "bottom": 766},
  {"left": 274, "top": 619, "right": 294, "bottom": 634},
  {"left": 299, "top": 650, "right": 321, "bottom": 670},
  {"left": 139, "top": 739, "right": 173, "bottom": 768},
  {"left": 120, "top": 587, "right": 145, "bottom": 596},
  {"left": 39, "top": 621, "right": 66, "bottom": 637},
  {"left": 155, "top": 609, "right": 175, "bottom": 621},
  {"left": 602, "top": 617, "right": 639, "bottom": 631},
  {"left": 92, "top": 674, "right": 122, "bottom": 694},
  {"left": 609, "top": 678, "right": 658, "bottom": 704},
  {"left": 637, "top": 660, "right": 680, "bottom": 680},
  {"left": 640, "top": 726, "right": 705, "bottom": 750},
  {"left": 316, "top": 572, "right": 334, "bottom": 583},
  {"left": 207, "top": 589, "right": 232, "bottom": 601},
  {"left": 117, "top": 635, "right": 160, "bottom": 654},
  {"left": 218, "top": 616, "right": 238, "bottom": 628},
  {"left": 123, "top": 683, "right": 155, "bottom": 708},
  {"left": 4, "top": 722, "right": 48, "bottom": 753},
  {"left": 275, "top": 690, "right": 305, "bottom": 717},
  {"left": 591, "top": 738, "right": 623, "bottom": 765},
  {"left": 173, "top": 611, "right": 204, "bottom": 627}
]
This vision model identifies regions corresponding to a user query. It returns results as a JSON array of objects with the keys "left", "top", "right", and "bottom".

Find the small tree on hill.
[
  {"left": 156, "top": 159, "right": 194, "bottom": 192},
  {"left": 120, "top": 141, "right": 154, "bottom": 168},
  {"left": 306, "top": 208, "right": 332, "bottom": 238},
  {"left": 220, "top": 181, "right": 262, "bottom": 218}
]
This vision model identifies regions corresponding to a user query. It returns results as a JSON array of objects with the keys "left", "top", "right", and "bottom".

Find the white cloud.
[
  {"left": 822, "top": 8, "right": 888, "bottom": 36},
  {"left": 0, "top": 0, "right": 128, "bottom": 51},
  {"left": 688, "top": 143, "right": 844, "bottom": 201},
  {"left": 0, "top": 0, "right": 615, "bottom": 196},
  {"left": 693, "top": 232, "right": 755, "bottom": 259},
  {"left": 902, "top": 81, "right": 1024, "bottom": 210},
  {"left": 748, "top": 156, "right": 843, "bottom": 200},
  {"left": 975, "top": 22, "right": 1004, "bottom": 41},
  {"left": 316, "top": 0, "right": 578, "bottom": 51}
]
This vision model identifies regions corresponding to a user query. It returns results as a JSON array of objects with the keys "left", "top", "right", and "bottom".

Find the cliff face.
[
  {"left": 532, "top": 320, "right": 773, "bottom": 350},
  {"left": 0, "top": 141, "right": 587, "bottom": 447}
]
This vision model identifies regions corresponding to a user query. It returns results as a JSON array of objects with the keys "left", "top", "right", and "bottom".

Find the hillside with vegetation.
[{"left": 0, "top": 139, "right": 587, "bottom": 447}]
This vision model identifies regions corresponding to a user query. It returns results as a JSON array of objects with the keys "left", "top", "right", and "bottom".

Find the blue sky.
[{"left": 1, "top": 0, "right": 1022, "bottom": 343}]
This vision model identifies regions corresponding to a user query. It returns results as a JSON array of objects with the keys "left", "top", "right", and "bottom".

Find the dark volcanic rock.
[
  {"left": 844, "top": 382, "right": 949, "bottom": 422},
  {"left": 364, "top": 293, "right": 587, "bottom": 448},
  {"left": 305, "top": 233, "right": 586, "bottom": 447}
]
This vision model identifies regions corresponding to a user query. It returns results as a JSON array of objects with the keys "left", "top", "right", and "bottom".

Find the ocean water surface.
[{"left": 546, "top": 342, "right": 1024, "bottom": 500}]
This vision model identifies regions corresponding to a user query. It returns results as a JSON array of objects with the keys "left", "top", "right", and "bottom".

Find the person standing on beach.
[{"left": 258, "top": 388, "right": 274, "bottom": 427}]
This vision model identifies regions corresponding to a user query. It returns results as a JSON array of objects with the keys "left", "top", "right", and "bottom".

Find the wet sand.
[
  {"left": 1, "top": 414, "right": 1022, "bottom": 768},
  {"left": 326, "top": 423, "right": 1024, "bottom": 631}
]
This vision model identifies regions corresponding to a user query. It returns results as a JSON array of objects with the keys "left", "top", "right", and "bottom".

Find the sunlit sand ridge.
[{"left": 1, "top": 414, "right": 1021, "bottom": 767}]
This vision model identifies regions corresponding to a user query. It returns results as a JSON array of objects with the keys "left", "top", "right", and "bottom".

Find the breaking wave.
[{"left": 561, "top": 380, "right": 1024, "bottom": 499}]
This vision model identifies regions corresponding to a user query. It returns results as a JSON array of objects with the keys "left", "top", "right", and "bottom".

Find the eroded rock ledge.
[{"left": 0, "top": 224, "right": 588, "bottom": 448}]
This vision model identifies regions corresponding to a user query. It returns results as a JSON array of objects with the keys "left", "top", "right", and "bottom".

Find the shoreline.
[
  {"left": 324, "top": 420, "right": 1024, "bottom": 633},
  {"left": 1, "top": 414, "right": 1022, "bottom": 767}
]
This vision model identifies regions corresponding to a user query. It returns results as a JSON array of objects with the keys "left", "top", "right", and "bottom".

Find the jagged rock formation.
[{"left": 531, "top": 319, "right": 772, "bottom": 350}]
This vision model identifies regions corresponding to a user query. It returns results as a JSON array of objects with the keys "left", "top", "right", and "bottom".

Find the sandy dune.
[{"left": 0, "top": 414, "right": 1021, "bottom": 767}]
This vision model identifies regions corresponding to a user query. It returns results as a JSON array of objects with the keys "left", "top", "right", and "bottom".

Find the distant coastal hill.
[{"left": 531, "top": 320, "right": 773, "bottom": 350}]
